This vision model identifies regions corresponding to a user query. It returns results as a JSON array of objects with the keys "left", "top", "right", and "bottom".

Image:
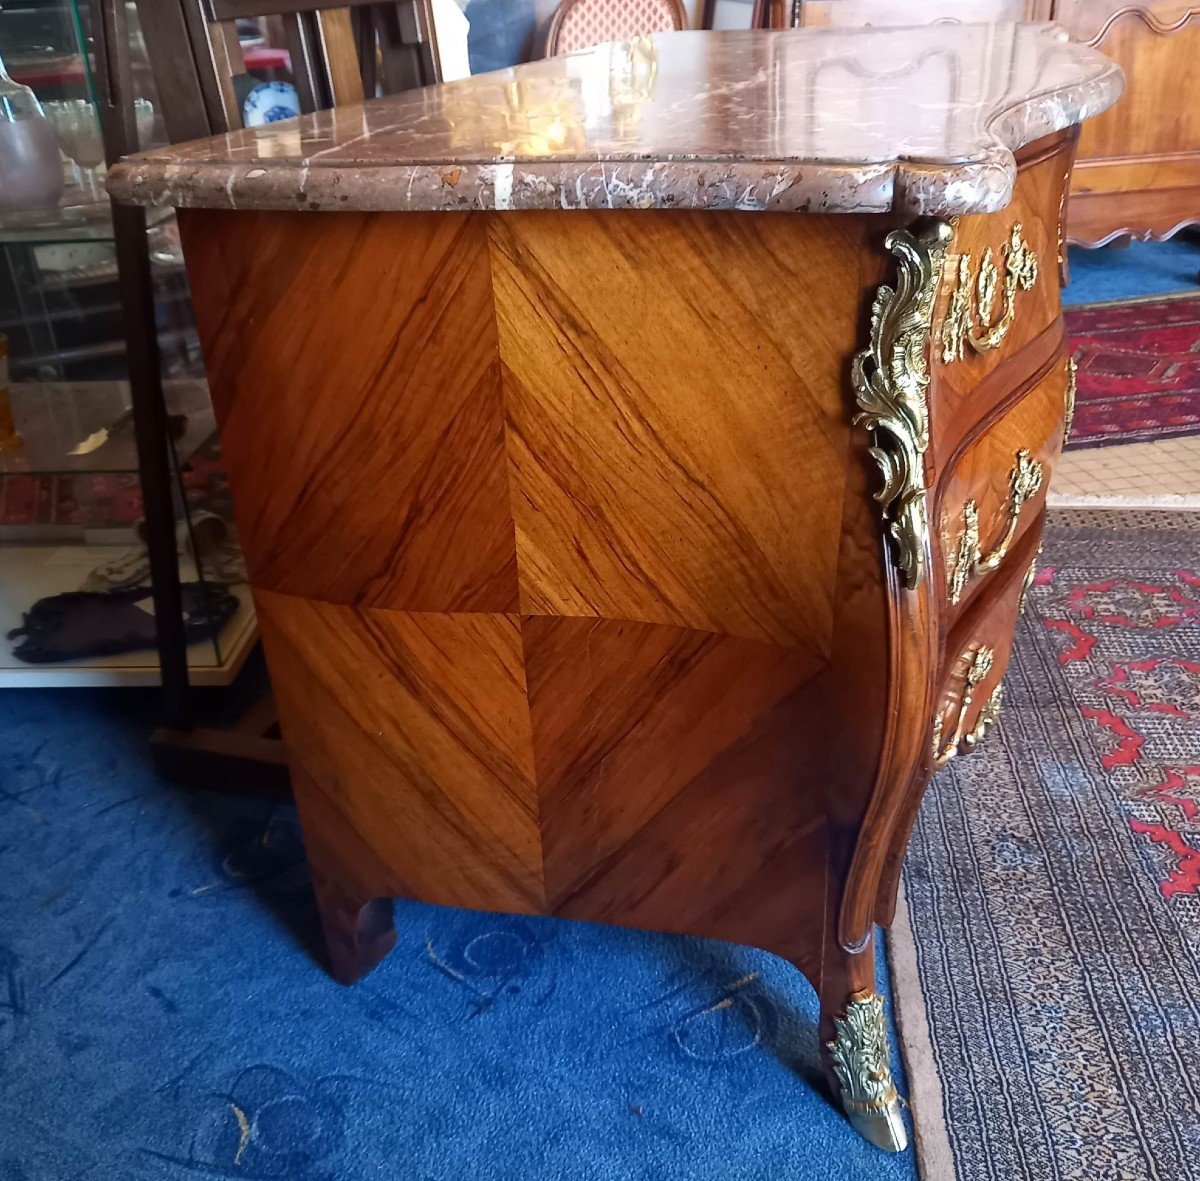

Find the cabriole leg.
[
  {"left": 825, "top": 988, "right": 907, "bottom": 1151},
  {"left": 819, "top": 934, "right": 908, "bottom": 1152}
]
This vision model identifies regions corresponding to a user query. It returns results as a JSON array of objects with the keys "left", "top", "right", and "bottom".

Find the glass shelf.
[
  {"left": 0, "top": 0, "right": 254, "bottom": 686},
  {"left": 0, "top": 378, "right": 215, "bottom": 476},
  {"left": 0, "top": 189, "right": 174, "bottom": 246},
  {"left": 0, "top": 542, "right": 257, "bottom": 685}
]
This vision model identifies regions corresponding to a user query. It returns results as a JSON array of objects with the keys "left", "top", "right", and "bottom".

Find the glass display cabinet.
[{"left": 0, "top": 0, "right": 254, "bottom": 686}]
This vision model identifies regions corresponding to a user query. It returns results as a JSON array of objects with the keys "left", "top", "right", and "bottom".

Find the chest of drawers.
[{"left": 109, "top": 24, "right": 1121, "bottom": 1153}]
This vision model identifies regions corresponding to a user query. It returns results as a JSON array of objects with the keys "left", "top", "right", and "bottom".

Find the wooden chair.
[
  {"left": 136, "top": 0, "right": 442, "bottom": 143},
  {"left": 544, "top": 0, "right": 687, "bottom": 56}
]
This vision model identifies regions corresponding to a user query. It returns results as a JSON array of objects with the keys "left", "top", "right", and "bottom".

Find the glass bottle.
[{"left": 0, "top": 44, "right": 66, "bottom": 211}]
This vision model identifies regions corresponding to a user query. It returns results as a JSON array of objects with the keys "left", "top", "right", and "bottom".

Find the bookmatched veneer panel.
[
  {"left": 523, "top": 615, "right": 824, "bottom": 908},
  {"left": 489, "top": 211, "right": 861, "bottom": 652},
  {"left": 254, "top": 590, "right": 546, "bottom": 913},
  {"left": 178, "top": 209, "right": 519, "bottom": 613},
  {"left": 551, "top": 676, "right": 830, "bottom": 972}
]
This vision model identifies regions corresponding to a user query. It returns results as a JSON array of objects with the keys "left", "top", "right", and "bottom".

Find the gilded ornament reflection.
[
  {"left": 1063, "top": 355, "right": 1078, "bottom": 446},
  {"left": 964, "top": 682, "right": 1004, "bottom": 748},
  {"left": 1017, "top": 548, "right": 1041, "bottom": 614},
  {"left": 610, "top": 37, "right": 659, "bottom": 138},
  {"left": 442, "top": 76, "right": 587, "bottom": 158}
]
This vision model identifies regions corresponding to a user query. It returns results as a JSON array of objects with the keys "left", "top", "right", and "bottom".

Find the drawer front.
[
  {"left": 930, "top": 139, "right": 1072, "bottom": 457},
  {"left": 930, "top": 519, "right": 1043, "bottom": 770},
  {"left": 935, "top": 353, "right": 1071, "bottom": 622}
]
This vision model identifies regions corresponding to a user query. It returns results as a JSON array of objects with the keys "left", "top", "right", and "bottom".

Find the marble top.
[{"left": 107, "top": 24, "right": 1122, "bottom": 218}]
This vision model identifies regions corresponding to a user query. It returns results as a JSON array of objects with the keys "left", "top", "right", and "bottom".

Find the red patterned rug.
[
  {"left": 1065, "top": 293, "right": 1200, "bottom": 449},
  {"left": 892, "top": 509, "right": 1200, "bottom": 1181}
]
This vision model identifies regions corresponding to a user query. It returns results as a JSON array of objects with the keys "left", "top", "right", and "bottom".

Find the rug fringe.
[
  {"left": 1047, "top": 492, "right": 1200, "bottom": 510},
  {"left": 887, "top": 882, "right": 957, "bottom": 1181}
]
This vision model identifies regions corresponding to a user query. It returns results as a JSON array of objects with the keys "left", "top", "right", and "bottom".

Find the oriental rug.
[
  {"left": 892, "top": 509, "right": 1200, "bottom": 1181},
  {"left": 1064, "top": 293, "right": 1200, "bottom": 449}
]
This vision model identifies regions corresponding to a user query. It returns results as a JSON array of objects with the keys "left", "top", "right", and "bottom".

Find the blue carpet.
[
  {"left": 0, "top": 683, "right": 915, "bottom": 1180},
  {"left": 1065, "top": 237, "right": 1200, "bottom": 306}
]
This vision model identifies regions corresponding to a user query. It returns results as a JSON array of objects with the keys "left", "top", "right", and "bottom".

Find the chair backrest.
[
  {"left": 544, "top": 0, "right": 687, "bottom": 56},
  {"left": 135, "top": 0, "right": 440, "bottom": 142}
]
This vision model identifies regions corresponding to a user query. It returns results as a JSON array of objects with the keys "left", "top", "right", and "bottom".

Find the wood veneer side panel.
[
  {"left": 549, "top": 675, "right": 831, "bottom": 986},
  {"left": 255, "top": 589, "right": 548, "bottom": 912},
  {"left": 526, "top": 615, "right": 824, "bottom": 910},
  {"left": 486, "top": 208, "right": 882, "bottom": 992},
  {"left": 176, "top": 208, "right": 520, "bottom": 614},
  {"left": 486, "top": 210, "right": 858, "bottom": 652}
]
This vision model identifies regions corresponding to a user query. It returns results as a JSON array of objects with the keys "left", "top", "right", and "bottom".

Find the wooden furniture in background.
[
  {"left": 544, "top": 0, "right": 687, "bottom": 55},
  {"left": 1055, "top": 0, "right": 1200, "bottom": 245},
  {"left": 749, "top": 0, "right": 1044, "bottom": 30},
  {"left": 110, "top": 26, "right": 1120, "bottom": 1153},
  {"left": 755, "top": 0, "right": 1199, "bottom": 247},
  {"left": 748, "top": 0, "right": 784, "bottom": 25}
]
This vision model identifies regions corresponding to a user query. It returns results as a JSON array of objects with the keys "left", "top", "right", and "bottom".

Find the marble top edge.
[{"left": 107, "top": 24, "right": 1123, "bottom": 217}]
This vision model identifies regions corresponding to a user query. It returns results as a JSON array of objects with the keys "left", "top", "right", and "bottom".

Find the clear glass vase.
[{"left": 0, "top": 44, "right": 67, "bottom": 211}]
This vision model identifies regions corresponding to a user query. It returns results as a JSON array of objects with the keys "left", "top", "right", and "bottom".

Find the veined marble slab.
[{"left": 107, "top": 25, "right": 1122, "bottom": 217}]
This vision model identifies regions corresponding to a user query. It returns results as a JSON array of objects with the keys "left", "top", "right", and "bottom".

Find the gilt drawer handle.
[
  {"left": 941, "top": 223, "right": 1039, "bottom": 363},
  {"left": 964, "top": 683, "right": 1003, "bottom": 751},
  {"left": 932, "top": 644, "right": 995, "bottom": 766},
  {"left": 947, "top": 449, "right": 1044, "bottom": 605}
]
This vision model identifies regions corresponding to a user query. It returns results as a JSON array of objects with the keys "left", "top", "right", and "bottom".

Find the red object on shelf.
[
  {"left": 10, "top": 61, "right": 85, "bottom": 88},
  {"left": 244, "top": 46, "right": 291, "bottom": 72},
  {"left": 12, "top": 46, "right": 291, "bottom": 90}
]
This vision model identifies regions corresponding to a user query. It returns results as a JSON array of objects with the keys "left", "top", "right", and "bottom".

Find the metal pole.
[{"left": 90, "top": 0, "right": 190, "bottom": 728}]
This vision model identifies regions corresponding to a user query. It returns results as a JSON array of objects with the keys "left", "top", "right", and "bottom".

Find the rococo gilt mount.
[{"left": 109, "top": 23, "right": 1122, "bottom": 1151}]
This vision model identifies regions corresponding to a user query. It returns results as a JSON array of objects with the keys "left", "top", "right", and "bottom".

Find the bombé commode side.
[{"left": 108, "top": 25, "right": 1122, "bottom": 1151}]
